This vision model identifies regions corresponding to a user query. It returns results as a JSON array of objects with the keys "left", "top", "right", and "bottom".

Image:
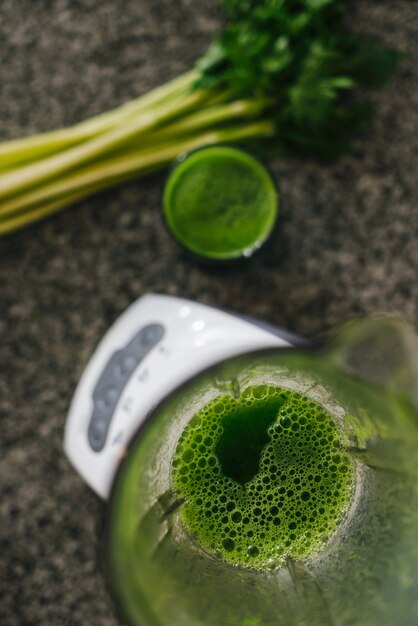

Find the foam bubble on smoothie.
[{"left": 171, "top": 386, "right": 355, "bottom": 570}]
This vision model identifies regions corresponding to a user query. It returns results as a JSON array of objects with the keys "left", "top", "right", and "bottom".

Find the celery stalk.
[{"left": 0, "top": 121, "right": 274, "bottom": 235}]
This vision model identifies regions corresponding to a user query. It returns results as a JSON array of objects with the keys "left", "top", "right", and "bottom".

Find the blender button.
[
  {"left": 138, "top": 324, "right": 164, "bottom": 347},
  {"left": 115, "top": 353, "right": 137, "bottom": 376},
  {"left": 97, "top": 385, "right": 119, "bottom": 409},
  {"left": 92, "top": 417, "right": 107, "bottom": 438},
  {"left": 90, "top": 417, "right": 107, "bottom": 442}
]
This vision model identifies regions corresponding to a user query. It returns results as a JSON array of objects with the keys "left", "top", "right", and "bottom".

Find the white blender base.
[{"left": 64, "top": 294, "right": 291, "bottom": 499}]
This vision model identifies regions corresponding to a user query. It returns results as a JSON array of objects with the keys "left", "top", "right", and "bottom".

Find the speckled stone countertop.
[{"left": 0, "top": 1, "right": 417, "bottom": 625}]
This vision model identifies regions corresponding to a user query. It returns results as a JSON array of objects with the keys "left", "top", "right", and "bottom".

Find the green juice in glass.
[
  {"left": 163, "top": 146, "right": 279, "bottom": 261},
  {"left": 172, "top": 385, "right": 355, "bottom": 570}
]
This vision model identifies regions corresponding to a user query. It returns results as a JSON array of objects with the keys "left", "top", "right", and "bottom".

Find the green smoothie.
[
  {"left": 163, "top": 146, "right": 278, "bottom": 260},
  {"left": 172, "top": 385, "right": 355, "bottom": 569}
]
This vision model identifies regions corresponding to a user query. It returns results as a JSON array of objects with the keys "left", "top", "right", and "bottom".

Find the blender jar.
[{"left": 103, "top": 317, "right": 418, "bottom": 626}]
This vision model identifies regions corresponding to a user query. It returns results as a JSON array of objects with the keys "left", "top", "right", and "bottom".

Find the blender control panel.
[{"left": 88, "top": 324, "right": 165, "bottom": 451}]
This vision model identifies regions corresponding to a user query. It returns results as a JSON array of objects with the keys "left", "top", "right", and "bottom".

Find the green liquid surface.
[
  {"left": 172, "top": 385, "right": 355, "bottom": 569},
  {"left": 163, "top": 146, "right": 278, "bottom": 260}
]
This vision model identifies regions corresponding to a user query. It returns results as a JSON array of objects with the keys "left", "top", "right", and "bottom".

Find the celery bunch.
[{"left": 0, "top": 0, "right": 400, "bottom": 237}]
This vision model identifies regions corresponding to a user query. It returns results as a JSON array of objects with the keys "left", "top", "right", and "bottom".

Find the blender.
[{"left": 64, "top": 294, "right": 418, "bottom": 626}]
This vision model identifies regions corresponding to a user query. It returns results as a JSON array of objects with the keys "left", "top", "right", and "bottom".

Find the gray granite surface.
[{"left": 0, "top": 1, "right": 417, "bottom": 625}]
